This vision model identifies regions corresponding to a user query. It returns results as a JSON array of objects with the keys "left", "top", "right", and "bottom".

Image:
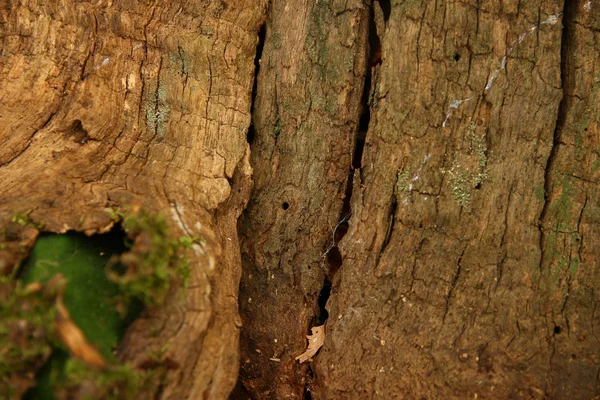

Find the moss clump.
[
  {"left": 2, "top": 212, "right": 190, "bottom": 400},
  {"left": 395, "top": 170, "right": 411, "bottom": 193},
  {"left": 0, "top": 277, "right": 58, "bottom": 398},
  {"left": 26, "top": 349, "right": 164, "bottom": 400},
  {"left": 56, "top": 358, "right": 141, "bottom": 400},
  {"left": 108, "top": 209, "right": 198, "bottom": 307},
  {"left": 11, "top": 210, "right": 44, "bottom": 230}
]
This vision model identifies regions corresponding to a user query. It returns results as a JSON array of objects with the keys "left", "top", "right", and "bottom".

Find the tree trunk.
[
  {"left": 2, "top": 0, "right": 600, "bottom": 399},
  {"left": 238, "top": 0, "right": 600, "bottom": 399},
  {"left": 0, "top": 1, "right": 263, "bottom": 398}
]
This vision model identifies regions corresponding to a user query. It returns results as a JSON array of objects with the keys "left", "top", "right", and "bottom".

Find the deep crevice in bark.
[
  {"left": 376, "top": 0, "right": 391, "bottom": 24},
  {"left": 247, "top": 23, "right": 266, "bottom": 145},
  {"left": 314, "top": 0, "right": 379, "bottom": 333},
  {"left": 538, "top": 0, "right": 576, "bottom": 271}
]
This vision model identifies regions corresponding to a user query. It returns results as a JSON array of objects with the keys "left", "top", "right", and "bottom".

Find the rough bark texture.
[
  {"left": 236, "top": 0, "right": 369, "bottom": 398},
  {"left": 238, "top": 0, "right": 600, "bottom": 399},
  {"left": 0, "top": 1, "right": 263, "bottom": 398},
  {"left": 2, "top": 0, "right": 600, "bottom": 399}
]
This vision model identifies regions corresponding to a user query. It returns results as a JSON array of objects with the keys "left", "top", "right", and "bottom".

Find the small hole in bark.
[
  {"left": 453, "top": 53, "right": 461, "bottom": 61},
  {"left": 67, "top": 119, "right": 89, "bottom": 144},
  {"left": 554, "top": 326, "right": 562, "bottom": 334},
  {"left": 282, "top": 202, "right": 289, "bottom": 210}
]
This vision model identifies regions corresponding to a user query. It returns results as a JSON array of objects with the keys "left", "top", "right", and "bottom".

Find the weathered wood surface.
[{"left": 0, "top": 1, "right": 263, "bottom": 398}]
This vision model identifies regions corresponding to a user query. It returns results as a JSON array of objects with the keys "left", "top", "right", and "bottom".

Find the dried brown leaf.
[{"left": 295, "top": 325, "right": 325, "bottom": 363}]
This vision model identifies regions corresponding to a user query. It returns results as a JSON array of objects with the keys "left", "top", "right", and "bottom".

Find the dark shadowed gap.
[
  {"left": 377, "top": 0, "right": 391, "bottom": 23},
  {"left": 246, "top": 23, "right": 266, "bottom": 145},
  {"left": 303, "top": 382, "right": 313, "bottom": 400},
  {"left": 378, "top": 197, "right": 397, "bottom": 260},
  {"left": 316, "top": 279, "right": 331, "bottom": 325}
]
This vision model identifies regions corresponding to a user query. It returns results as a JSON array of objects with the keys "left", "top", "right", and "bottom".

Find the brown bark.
[
  {"left": 236, "top": 0, "right": 369, "bottom": 397},
  {"left": 238, "top": 0, "right": 600, "bottom": 399},
  {"left": 2, "top": 0, "right": 600, "bottom": 399},
  {"left": 0, "top": 1, "right": 263, "bottom": 398}
]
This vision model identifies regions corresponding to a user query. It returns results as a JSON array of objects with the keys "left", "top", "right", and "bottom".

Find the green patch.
[
  {"left": 12, "top": 210, "right": 44, "bottom": 230},
  {"left": 25, "top": 351, "right": 146, "bottom": 400},
  {"left": 145, "top": 81, "right": 171, "bottom": 138},
  {"left": 2, "top": 208, "right": 196, "bottom": 399},
  {"left": 445, "top": 124, "right": 489, "bottom": 207},
  {"left": 534, "top": 186, "right": 546, "bottom": 202},
  {"left": 570, "top": 257, "right": 580, "bottom": 278},
  {"left": 108, "top": 209, "right": 200, "bottom": 307},
  {"left": 20, "top": 231, "right": 132, "bottom": 362},
  {"left": 395, "top": 170, "right": 411, "bottom": 193},
  {"left": 548, "top": 176, "right": 575, "bottom": 231}
]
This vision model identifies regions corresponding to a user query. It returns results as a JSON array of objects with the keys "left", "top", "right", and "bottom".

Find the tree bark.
[
  {"left": 238, "top": 0, "right": 600, "bottom": 399},
  {"left": 1, "top": 1, "right": 263, "bottom": 398},
  {"left": 2, "top": 0, "right": 600, "bottom": 399}
]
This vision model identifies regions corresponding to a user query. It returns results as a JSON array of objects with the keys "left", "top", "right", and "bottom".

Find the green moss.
[
  {"left": 395, "top": 170, "right": 411, "bottom": 193},
  {"left": 549, "top": 176, "right": 575, "bottom": 231},
  {"left": 446, "top": 124, "right": 489, "bottom": 207},
  {"left": 3, "top": 217, "right": 187, "bottom": 400},
  {"left": 20, "top": 232, "right": 131, "bottom": 362},
  {"left": 0, "top": 278, "right": 56, "bottom": 398},
  {"left": 12, "top": 210, "right": 44, "bottom": 230},
  {"left": 570, "top": 256, "right": 580, "bottom": 277},
  {"left": 107, "top": 209, "right": 200, "bottom": 307},
  {"left": 26, "top": 350, "right": 150, "bottom": 400},
  {"left": 12, "top": 210, "right": 32, "bottom": 227},
  {"left": 60, "top": 359, "right": 141, "bottom": 400}
]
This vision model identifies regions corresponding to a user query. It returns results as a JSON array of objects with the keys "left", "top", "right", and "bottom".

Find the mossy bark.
[
  {"left": 2, "top": 0, "right": 600, "bottom": 399},
  {"left": 0, "top": 1, "right": 262, "bottom": 398}
]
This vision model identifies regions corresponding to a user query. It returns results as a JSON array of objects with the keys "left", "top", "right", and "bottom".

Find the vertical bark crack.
[
  {"left": 304, "top": 2, "right": 380, "bottom": 398},
  {"left": 314, "top": 0, "right": 380, "bottom": 327},
  {"left": 247, "top": 23, "right": 266, "bottom": 145},
  {"left": 538, "top": 1, "right": 575, "bottom": 273}
]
